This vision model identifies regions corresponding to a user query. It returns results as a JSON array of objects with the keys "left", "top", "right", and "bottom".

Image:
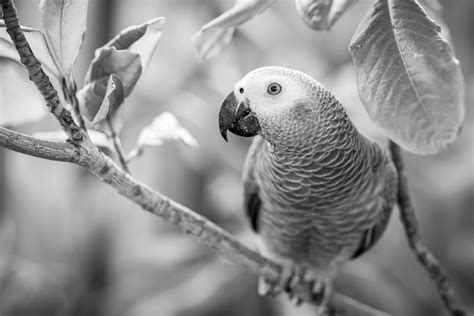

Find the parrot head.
[{"left": 219, "top": 66, "right": 325, "bottom": 143}]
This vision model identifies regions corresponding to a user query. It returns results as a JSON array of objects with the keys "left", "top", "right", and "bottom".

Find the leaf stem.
[
  {"left": 106, "top": 120, "right": 129, "bottom": 173},
  {"left": 62, "top": 76, "right": 87, "bottom": 131}
]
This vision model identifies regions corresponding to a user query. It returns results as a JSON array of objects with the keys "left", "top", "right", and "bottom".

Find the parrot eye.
[{"left": 267, "top": 83, "right": 282, "bottom": 95}]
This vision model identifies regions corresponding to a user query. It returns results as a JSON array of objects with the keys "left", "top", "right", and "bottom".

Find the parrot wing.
[
  {"left": 351, "top": 148, "right": 397, "bottom": 259},
  {"left": 242, "top": 136, "right": 265, "bottom": 232},
  {"left": 350, "top": 206, "right": 392, "bottom": 259}
]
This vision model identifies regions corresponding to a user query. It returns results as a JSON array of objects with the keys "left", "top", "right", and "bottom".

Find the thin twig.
[
  {"left": 106, "top": 121, "right": 130, "bottom": 173},
  {"left": 111, "top": 133, "right": 130, "bottom": 173},
  {"left": 389, "top": 141, "right": 468, "bottom": 316}
]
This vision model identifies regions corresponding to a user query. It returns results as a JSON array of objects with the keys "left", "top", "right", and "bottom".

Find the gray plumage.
[{"left": 220, "top": 66, "right": 398, "bottom": 282}]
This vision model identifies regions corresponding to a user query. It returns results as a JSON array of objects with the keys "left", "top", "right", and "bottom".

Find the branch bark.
[
  {"left": 0, "top": 127, "right": 77, "bottom": 163},
  {"left": 389, "top": 141, "right": 468, "bottom": 316}
]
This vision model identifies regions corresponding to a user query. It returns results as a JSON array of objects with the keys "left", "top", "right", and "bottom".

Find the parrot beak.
[{"left": 219, "top": 91, "right": 261, "bottom": 142}]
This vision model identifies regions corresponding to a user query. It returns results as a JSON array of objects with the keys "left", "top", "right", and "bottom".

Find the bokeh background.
[{"left": 0, "top": 0, "right": 473, "bottom": 315}]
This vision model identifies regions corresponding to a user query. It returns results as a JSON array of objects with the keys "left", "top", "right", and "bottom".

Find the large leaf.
[
  {"left": 0, "top": 22, "right": 61, "bottom": 79},
  {"left": 192, "top": 0, "right": 277, "bottom": 62},
  {"left": 77, "top": 47, "right": 141, "bottom": 125},
  {"left": 39, "top": 0, "right": 89, "bottom": 76},
  {"left": 0, "top": 59, "right": 47, "bottom": 126},
  {"left": 349, "top": 0, "right": 465, "bottom": 155},
  {"left": 294, "top": 0, "right": 358, "bottom": 31},
  {"left": 106, "top": 17, "right": 165, "bottom": 70}
]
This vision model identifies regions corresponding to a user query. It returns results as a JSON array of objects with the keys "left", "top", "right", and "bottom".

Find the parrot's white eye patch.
[{"left": 267, "top": 83, "right": 282, "bottom": 95}]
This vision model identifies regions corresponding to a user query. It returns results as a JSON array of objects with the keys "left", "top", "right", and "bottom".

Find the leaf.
[
  {"left": 77, "top": 47, "right": 141, "bottom": 124},
  {"left": 0, "top": 22, "right": 61, "bottom": 79},
  {"left": 0, "top": 59, "right": 47, "bottom": 126},
  {"left": 39, "top": 0, "right": 89, "bottom": 76},
  {"left": 192, "top": 0, "right": 277, "bottom": 62},
  {"left": 137, "top": 112, "right": 198, "bottom": 148},
  {"left": 106, "top": 17, "right": 165, "bottom": 70},
  {"left": 294, "top": 0, "right": 358, "bottom": 31},
  {"left": 349, "top": 0, "right": 465, "bottom": 155},
  {"left": 90, "top": 74, "right": 124, "bottom": 125}
]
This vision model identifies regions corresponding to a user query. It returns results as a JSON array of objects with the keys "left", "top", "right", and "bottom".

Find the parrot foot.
[
  {"left": 257, "top": 258, "right": 302, "bottom": 297},
  {"left": 285, "top": 264, "right": 332, "bottom": 311},
  {"left": 258, "top": 260, "right": 332, "bottom": 311}
]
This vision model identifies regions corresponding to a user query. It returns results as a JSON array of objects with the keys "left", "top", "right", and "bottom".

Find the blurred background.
[{"left": 0, "top": 0, "right": 473, "bottom": 315}]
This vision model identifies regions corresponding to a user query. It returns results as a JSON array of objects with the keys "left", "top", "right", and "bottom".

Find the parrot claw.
[
  {"left": 304, "top": 274, "right": 330, "bottom": 305},
  {"left": 258, "top": 277, "right": 276, "bottom": 296},
  {"left": 284, "top": 262, "right": 332, "bottom": 310},
  {"left": 289, "top": 294, "right": 303, "bottom": 306},
  {"left": 257, "top": 259, "right": 298, "bottom": 297},
  {"left": 308, "top": 277, "right": 332, "bottom": 315},
  {"left": 258, "top": 260, "right": 332, "bottom": 311}
]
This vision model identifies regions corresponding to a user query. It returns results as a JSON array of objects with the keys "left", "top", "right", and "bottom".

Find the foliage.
[
  {"left": 0, "top": 1, "right": 193, "bottom": 161},
  {"left": 350, "top": 0, "right": 464, "bottom": 154},
  {"left": 192, "top": 0, "right": 465, "bottom": 155}
]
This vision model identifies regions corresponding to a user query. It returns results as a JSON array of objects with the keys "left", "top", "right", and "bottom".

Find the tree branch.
[
  {"left": 389, "top": 141, "right": 468, "bottom": 316},
  {"left": 0, "top": 127, "right": 77, "bottom": 163},
  {"left": 1, "top": 0, "right": 83, "bottom": 142},
  {"left": 1, "top": 0, "right": 440, "bottom": 315},
  {"left": 0, "top": 131, "right": 387, "bottom": 315}
]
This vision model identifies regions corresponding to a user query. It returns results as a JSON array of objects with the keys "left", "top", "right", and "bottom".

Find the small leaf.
[
  {"left": 294, "top": 0, "right": 358, "bottom": 31},
  {"left": 39, "top": 0, "right": 89, "bottom": 76},
  {"left": 90, "top": 74, "right": 124, "bottom": 125},
  {"left": 137, "top": 112, "right": 198, "bottom": 148},
  {"left": 0, "top": 59, "right": 47, "bottom": 126},
  {"left": 77, "top": 47, "right": 141, "bottom": 122},
  {"left": 192, "top": 0, "right": 277, "bottom": 62},
  {"left": 349, "top": 0, "right": 465, "bottom": 154},
  {"left": 106, "top": 17, "right": 165, "bottom": 70},
  {"left": 0, "top": 22, "right": 61, "bottom": 79},
  {"left": 84, "top": 47, "right": 141, "bottom": 96}
]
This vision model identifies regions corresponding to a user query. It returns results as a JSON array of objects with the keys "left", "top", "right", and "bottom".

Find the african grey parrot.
[{"left": 218, "top": 66, "right": 398, "bottom": 311}]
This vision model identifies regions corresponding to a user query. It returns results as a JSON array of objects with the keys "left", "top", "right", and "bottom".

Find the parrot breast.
[{"left": 249, "top": 94, "right": 397, "bottom": 269}]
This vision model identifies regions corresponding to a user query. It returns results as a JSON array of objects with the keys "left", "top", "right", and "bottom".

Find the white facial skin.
[
  {"left": 231, "top": 67, "right": 325, "bottom": 141},
  {"left": 233, "top": 66, "right": 324, "bottom": 116},
  {"left": 235, "top": 73, "right": 306, "bottom": 115}
]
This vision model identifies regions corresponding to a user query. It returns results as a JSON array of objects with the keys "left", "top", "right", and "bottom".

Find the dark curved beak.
[{"left": 218, "top": 91, "right": 261, "bottom": 142}]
